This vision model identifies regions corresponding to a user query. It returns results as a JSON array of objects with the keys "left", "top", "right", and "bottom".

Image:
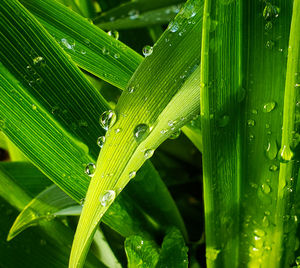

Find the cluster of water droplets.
[{"left": 263, "top": 2, "right": 280, "bottom": 50}]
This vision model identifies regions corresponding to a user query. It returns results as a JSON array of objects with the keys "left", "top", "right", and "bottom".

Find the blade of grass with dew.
[
  {"left": 21, "top": 0, "right": 202, "bottom": 151},
  {"left": 0, "top": 0, "right": 183, "bottom": 240},
  {"left": 69, "top": 0, "right": 202, "bottom": 266},
  {"left": 19, "top": 0, "right": 199, "bottom": 234},
  {"left": 19, "top": 0, "right": 142, "bottom": 90},
  {"left": 200, "top": 0, "right": 242, "bottom": 267},
  {"left": 238, "top": 1, "right": 296, "bottom": 267}
]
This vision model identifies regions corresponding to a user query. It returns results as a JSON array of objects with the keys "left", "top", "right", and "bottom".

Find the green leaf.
[
  {"left": 156, "top": 228, "right": 189, "bottom": 268},
  {"left": 69, "top": 0, "right": 202, "bottom": 266},
  {"left": 125, "top": 235, "right": 160, "bottom": 268},
  {"left": 20, "top": 0, "right": 143, "bottom": 90}
]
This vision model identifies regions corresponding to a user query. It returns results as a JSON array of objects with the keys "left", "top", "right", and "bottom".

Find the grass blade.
[
  {"left": 200, "top": 0, "right": 242, "bottom": 266},
  {"left": 69, "top": 0, "right": 202, "bottom": 266}
]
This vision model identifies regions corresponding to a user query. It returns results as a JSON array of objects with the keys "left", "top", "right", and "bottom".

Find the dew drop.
[
  {"left": 142, "top": 45, "right": 153, "bottom": 57},
  {"left": 80, "top": 198, "right": 85, "bottom": 206},
  {"left": 33, "top": 56, "right": 44, "bottom": 65},
  {"left": 128, "top": 9, "right": 139, "bottom": 19},
  {"left": 263, "top": 3, "right": 280, "bottom": 21},
  {"left": 269, "top": 164, "right": 279, "bottom": 172},
  {"left": 263, "top": 101, "right": 276, "bottom": 113},
  {"left": 278, "top": 145, "right": 294, "bottom": 163},
  {"left": 85, "top": 163, "right": 96, "bottom": 177},
  {"left": 265, "top": 138, "right": 278, "bottom": 160},
  {"left": 254, "top": 229, "right": 265, "bottom": 237},
  {"left": 128, "top": 86, "right": 135, "bottom": 93},
  {"left": 261, "top": 184, "right": 271, "bottom": 194},
  {"left": 31, "top": 104, "right": 37, "bottom": 110},
  {"left": 97, "top": 136, "right": 105, "bottom": 148},
  {"left": 265, "top": 21, "right": 273, "bottom": 31},
  {"left": 99, "top": 110, "right": 117, "bottom": 131},
  {"left": 100, "top": 190, "right": 115, "bottom": 207},
  {"left": 169, "top": 129, "right": 181, "bottom": 139},
  {"left": 169, "top": 21, "right": 179, "bottom": 32},
  {"left": 133, "top": 124, "right": 149, "bottom": 142},
  {"left": 107, "top": 30, "right": 119, "bottom": 40},
  {"left": 102, "top": 47, "right": 109, "bottom": 55},
  {"left": 247, "top": 119, "right": 255, "bottom": 127},
  {"left": 144, "top": 149, "right": 154, "bottom": 159},
  {"left": 265, "top": 40, "right": 275, "bottom": 49},
  {"left": 61, "top": 38, "right": 75, "bottom": 50},
  {"left": 129, "top": 171, "right": 136, "bottom": 179}
]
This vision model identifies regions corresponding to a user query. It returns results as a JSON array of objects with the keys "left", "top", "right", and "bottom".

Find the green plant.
[{"left": 0, "top": 0, "right": 299, "bottom": 267}]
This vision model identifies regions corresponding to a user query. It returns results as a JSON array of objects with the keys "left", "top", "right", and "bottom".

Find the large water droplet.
[
  {"left": 278, "top": 145, "right": 294, "bottom": 163},
  {"left": 99, "top": 110, "right": 117, "bottom": 131},
  {"left": 85, "top": 163, "right": 96, "bottom": 177},
  {"left": 100, "top": 190, "right": 116, "bottom": 207},
  {"left": 107, "top": 30, "right": 119, "bottom": 40},
  {"left": 133, "top": 124, "right": 149, "bottom": 142},
  {"left": 263, "top": 101, "right": 276, "bottom": 113},
  {"left": 142, "top": 45, "right": 153, "bottom": 57},
  {"left": 265, "top": 138, "right": 278, "bottom": 160},
  {"left": 97, "top": 136, "right": 105, "bottom": 148},
  {"left": 61, "top": 38, "right": 75, "bottom": 50},
  {"left": 144, "top": 149, "right": 154, "bottom": 159}
]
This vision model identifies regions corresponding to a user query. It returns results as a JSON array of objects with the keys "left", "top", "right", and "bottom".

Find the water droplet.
[
  {"left": 263, "top": 3, "right": 280, "bottom": 21},
  {"left": 115, "top": 128, "right": 121, "bottom": 134},
  {"left": 129, "top": 171, "right": 136, "bottom": 179},
  {"left": 85, "top": 163, "right": 96, "bottom": 177},
  {"left": 261, "top": 184, "right": 271, "bottom": 194},
  {"left": 169, "top": 21, "right": 179, "bottom": 32},
  {"left": 99, "top": 110, "right": 117, "bottom": 131},
  {"left": 61, "top": 38, "right": 75, "bottom": 50},
  {"left": 102, "top": 47, "right": 109, "bottom": 55},
  {"left": 218, "top": 115, "right": 230, "bottom": 127},
  {"left": 33, "top": 56, "right": 44, "bottom": 65},
  {"left": 265, "top": 21, "right": 273, "bottom": 31},
  {"left": 100, "top": 190, "right": 115, "bottom": 207},
  {"left": 97, "top": 136, "right": 105, "bottom": 148},
  {"left": 142, "top": 45, "right": 153, "bottom": 57},
  {"left": 144, "top": 149, "right": 154, "bottom": 159},
  {"left": 251, "top": 109, "right": 258, "bottom": 115},
  {"left": 169, "top": 129, "right": 181, "bottom": 139},
  {"left": 265, "top": 138, "right": 278, "bottom": 160},
  {"left": 107, "top": 30, "right": 119, "bottom": 40},
  {"left": 269, "top": 164, "right": 279, "bottom": 172},
  {"left": 254, "top": 229, "right": 265, "bottom": 237},
  {"left": 133, "top": 124, "right": 149, "bottom": 142},
  {"left": 80, "top": 198, "right": 85, "bottom": 206},
  {"left": 128, "top": 86, "right": 135, "bottom": 93},
  {"left": 263, "top": 101, "right": 276, "bottom": 113},
  {"left": 265, "top": 40, "right": 275, "bottom": 49},
  {"left": 31, "top": 104, "right": 37, "bottom": 110},
  {"left": 278, "top": 145, "right": 294, "bottom": 163},
  {"left": 114, "top": 53, "right": 120, "bottom": 59},
  {"left": 247, "top": 119, "right": 255, "bottom": 127},
  {"left": 128, "top": 9, "right": 139, "bottom": 19},
  {"left": 80, "top": 50, "right": 86, "bottom": 55}
]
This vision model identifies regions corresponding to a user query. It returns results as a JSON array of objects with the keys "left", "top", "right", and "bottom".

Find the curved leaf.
[{"left": 69, "top": 0, "right": 202, "bottom": 266}]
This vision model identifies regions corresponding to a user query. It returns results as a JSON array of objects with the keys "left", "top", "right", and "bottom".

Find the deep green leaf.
[
  {"left": 125, "top": 235, "right": 159, "bottom": 268},
  {"left": 156, "top": 228, "right": 189, "bottom": 268}
]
